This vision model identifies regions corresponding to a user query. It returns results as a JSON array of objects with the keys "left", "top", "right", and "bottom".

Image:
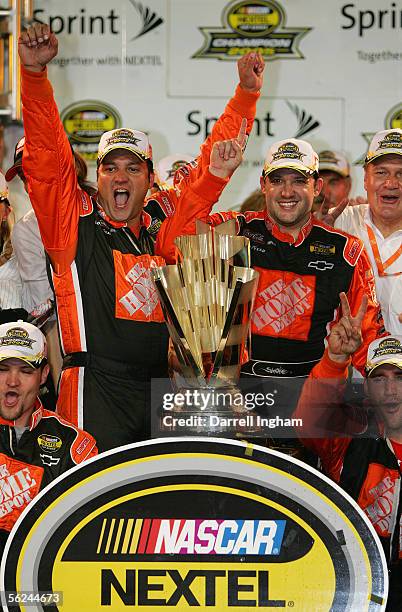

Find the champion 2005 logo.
[{"left": 193, "top": 0, "right": 311, "bottom": 61}]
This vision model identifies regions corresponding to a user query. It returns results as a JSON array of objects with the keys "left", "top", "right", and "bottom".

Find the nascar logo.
[{"left": 97, "top": 518, "right": 286, "bottom": 556}]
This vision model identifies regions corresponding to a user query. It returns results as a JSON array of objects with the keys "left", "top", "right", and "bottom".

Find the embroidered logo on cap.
[
  {"left": 372, "top": 337, "right": 402, "bottom": 359},
  {"left": 377, "top": 131, "right": 402, "bottom": 151},
  {"left": 272, "top": 142, "right": 304, "bottom": 162},
  {"left": 0, "top": 327, "right": 34, "bottom": 349},
  {"left": 105, "top": 129, "right": 142, "bottom": 148}
]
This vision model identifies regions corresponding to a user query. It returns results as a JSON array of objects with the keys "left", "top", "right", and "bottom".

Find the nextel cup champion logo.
[
  {"left": 61, "top": 101, "right": 122, "bottom": 163},
  {"left": 193, "top": 0, "right": 311, "bottom": 61},
  {"left": 1, "top": 439, "right": 387, "bottom": 611}
]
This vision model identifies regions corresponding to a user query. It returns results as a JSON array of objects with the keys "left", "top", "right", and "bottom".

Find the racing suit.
[
  {"left": 204, "top": 210, "right": 384, "bottom": 380},
  {"left": 21, "top": 66, "right": 258, "bottom": 451},
  {"left": 294, "top": 352, "right": 402, "bottom": 611},
  {"left": 0, "top": 398, "right": 97, "bottom": 546}
]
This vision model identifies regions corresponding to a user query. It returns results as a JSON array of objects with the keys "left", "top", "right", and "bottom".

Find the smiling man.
[
  {"left": 18, "top": 25, "right": 262, "bottom": 451},
  {"left": 0, "top": 321, "right": 96, "bottom": 549},
  {"left": 205, "top": 138, "right": 383, "bottom": 384},
  {"left": 334, "top": 129, "right": 402, "bottom": 335}
]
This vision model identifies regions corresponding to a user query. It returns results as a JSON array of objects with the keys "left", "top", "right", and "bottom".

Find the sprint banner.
[{"left": 0, "top": 439, "right": 387, "bottom": 611}]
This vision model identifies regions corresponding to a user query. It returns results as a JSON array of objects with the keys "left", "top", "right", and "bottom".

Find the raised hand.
[
  {"left": 328, "top": 292, "right": 368, "bottom": 362},
  {"left": 238, "top": 52, "right": 265, "bottom": 93},
  {"left": 209, "top": 118, "right": 247, "bottom": 179},
  {"left": 18, "top": 24, "right": 58, "bottom": 72},
  {"left": 314, "top": 197, "right": 349, "bottom": 227}
]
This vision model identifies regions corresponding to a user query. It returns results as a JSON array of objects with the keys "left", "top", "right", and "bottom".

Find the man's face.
[
  {"left": 364, "top": 155, "right": 402, "bottom": 227},
  {"left": 367, "top": 364, "right": 402, "bottom": 435},
  {"left": 97, "top": 150, "right": 153, "bottom": 224},
  {"left": 313, "top": 170, "right": 351, "bottom": 211},
  {"left": 260, "top": 168, "right": 322, "bottom": 230},
  {"left": 0, "top": 358, "right": 49, "bottom": 426}
]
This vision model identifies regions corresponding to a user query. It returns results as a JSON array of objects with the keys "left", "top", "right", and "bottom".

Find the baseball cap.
[
  {"left": 5, "top": 136, "right": 25, "bottom": 181},
  {"left": 365, "top": 129, "right": 402, "bottom": 164},
  {"left": 0, "top": 321, "right": 47, "bottom": 368},
  {"left": 263, "top": 138, "right": 319, "bottom": 177},
  {"left": 97, "top": 128, "right": 152, "bottom": 165},
  {"left": 365, "top": 336, "right": 402, "bottom": 377},
  {"left": 0, "top": 172, "right": 9, "bottom": 202},
  {"left": 155, "top": 154, "right": 194, "bottom": 187},
  {"left": 318, "top": 150, "right": 350, "bottom": 177}
]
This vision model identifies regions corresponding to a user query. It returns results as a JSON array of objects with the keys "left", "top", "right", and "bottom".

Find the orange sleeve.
[
  {"left": 71, "top": 429, "right": 98, "bottom": 464},
  {"left": 347, "top": 247, "right": 387, "bottom": 375},
  {"left": 21, "top": 66, "right": 82, "bottom": 274},
  {"left": 155, "top": 169, "right": 229, "bottom": 263},
  {"left": 294, "top": 350, "right": 365, "bottom": 482},
  {"left": 174, "top": 85, "right": 259, "bottom": 190}
]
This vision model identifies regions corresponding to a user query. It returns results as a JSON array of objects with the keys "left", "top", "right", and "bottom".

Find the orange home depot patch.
[
  {"left": 357, "top": 463, "right": 400, "bottom": 547},
  {"left": 113, "top": 251, "right": 165, "bottom": 323},
  {"left": 0, "top": 453, "right": 43, "bottom": 532},
  {"left": 251, "top": 269, "right": 316, "bottom": 340}
]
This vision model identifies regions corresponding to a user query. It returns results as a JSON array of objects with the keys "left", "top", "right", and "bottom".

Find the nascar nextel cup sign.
[{"left": 1, "top": 439, "right": 387, "bottom": 610}]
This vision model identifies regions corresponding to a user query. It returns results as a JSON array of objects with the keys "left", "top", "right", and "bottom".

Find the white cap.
[
  {"left": 263, "top": 139, "right": 319, "bottom": 177},
  {"left": 0, "top": 321, "right": 47, "bottom": 368},
  {"left": 98, "top": 128, "right": 152, "bottom": 165},
  {"left": 365, "top": 129, "right": 402, "bottom": 164},
  {"left": 155, "top": 154, "right": 194, "bottom": 188},
  {"left": 365, "top": 336, "right": 402, "bottom": 376},
  {"left": 0, "top": 172, "right": 9, "bottom": 201},
  {"left": 318, "top": 150, "right": 350, "bottom": 177}
]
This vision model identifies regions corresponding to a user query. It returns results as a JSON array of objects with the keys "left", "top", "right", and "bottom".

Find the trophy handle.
[
  {"left": 208, "top": 279, "right": 243, "bottom": 385},
  {"left": 153, "top": 275, "right": 208, "bottom": 388}
]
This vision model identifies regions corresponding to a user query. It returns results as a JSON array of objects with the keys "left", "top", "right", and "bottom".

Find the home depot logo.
[{"left": 252, "top": 271, "right": 315, "bottom": 340}]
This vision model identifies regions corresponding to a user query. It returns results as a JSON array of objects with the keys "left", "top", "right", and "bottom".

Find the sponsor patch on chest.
[
  {"left": 113, "top": 251, "right": 165, "bottom": 322},
  {"left": 251, "top": 270, "right": 316, "bottom": 340}
]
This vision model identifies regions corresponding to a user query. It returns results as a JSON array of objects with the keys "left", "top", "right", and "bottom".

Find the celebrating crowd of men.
[{"left": 0, "top": 22, "right": 401, "bottom": 609}]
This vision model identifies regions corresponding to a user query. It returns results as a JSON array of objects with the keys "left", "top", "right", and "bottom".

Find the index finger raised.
[{"left": 236, "top": 117, "right": 248, "bottom": 149}]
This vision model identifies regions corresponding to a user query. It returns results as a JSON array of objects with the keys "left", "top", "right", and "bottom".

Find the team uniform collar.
[
  {"left": 95, "top": 199, "right": 147, "bottom": 231},
  {"left": 0, "top": 397, "right": 43, "bottom": 430},
  {"left": 264, "top": 211, "right": 314, "bottom": 246}
]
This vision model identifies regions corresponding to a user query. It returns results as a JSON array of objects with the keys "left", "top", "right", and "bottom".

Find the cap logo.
[
  {"left": 377, "top": 131, "right": 402, "bottom": 151},
  {"left": 319, "top": 151, "right": 339, "bottom": 165},
  {"left": 272, "top": 142, "right": 304, "bottom": 162},
  {"left": 372, "top": 337, "right": 402, "bottom": 359},
  {"left": 104, "top": 129, "right": 141, "bottom": 148},
  {"left": 0, "top": 327, "right": 34, "bottom": 349}
]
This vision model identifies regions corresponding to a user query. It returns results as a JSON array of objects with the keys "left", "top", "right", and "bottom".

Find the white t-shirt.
[
  {"left": 335, "top": 204, "right": 402, "bottom": 335},
  {"left": 11, "top": 209, "right": 53, "bottom": 312}
]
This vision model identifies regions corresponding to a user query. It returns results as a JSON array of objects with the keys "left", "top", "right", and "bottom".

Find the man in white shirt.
[{"left": 334, "top": 129, "right": 402, "bottom": 335}]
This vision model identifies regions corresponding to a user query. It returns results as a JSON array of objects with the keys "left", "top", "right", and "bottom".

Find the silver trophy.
[{"left": 152, "top": 220, "right": 259, "bottom": 434}]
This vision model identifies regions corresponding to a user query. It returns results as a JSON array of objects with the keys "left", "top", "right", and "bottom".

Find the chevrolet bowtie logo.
[
  {"left": 40, "top": 454, "right": 60, "bottom": 466},
  {"left": 308, "top": 260, "right": 334, "bottom": 271}
]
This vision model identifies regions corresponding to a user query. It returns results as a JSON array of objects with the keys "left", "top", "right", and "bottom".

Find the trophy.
[{"left": 152, "top": 220, "right": 259, "bottom": 435}]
